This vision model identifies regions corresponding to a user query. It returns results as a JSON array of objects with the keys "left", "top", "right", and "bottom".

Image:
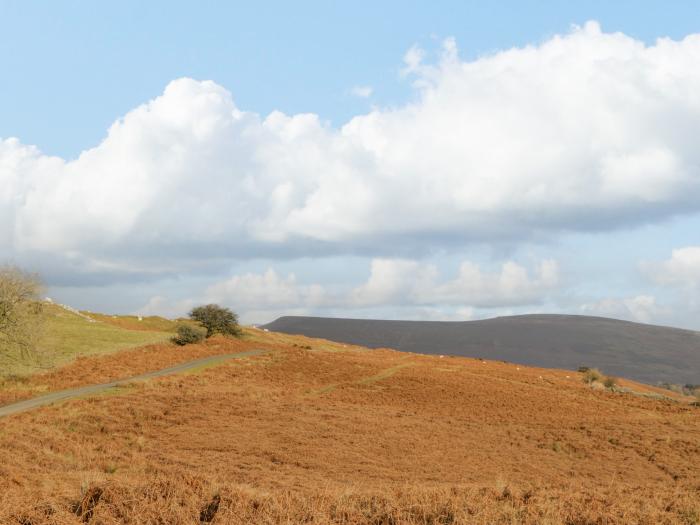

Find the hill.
[
  {"left": 0, "top": 325, "right": 698, "bottom": 523},
  {"left": 263, "top": 314, "right": 700, "bottom": 385},
  {"left": 0, "top": 303, "right": 173, "bottom": 377}
]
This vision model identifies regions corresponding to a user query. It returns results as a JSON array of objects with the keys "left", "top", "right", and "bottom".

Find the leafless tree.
[{"left": 0, "top": 265, "right": 45, "bottom": 360}]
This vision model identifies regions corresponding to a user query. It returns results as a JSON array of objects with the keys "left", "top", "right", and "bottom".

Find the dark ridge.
[{"left": 262, "top": 314, "right": 700, "bottom": 385}]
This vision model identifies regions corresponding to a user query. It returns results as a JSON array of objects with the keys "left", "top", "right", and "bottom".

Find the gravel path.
[{"left": 0, "top": 349, "right": 268, "bottom": 418}]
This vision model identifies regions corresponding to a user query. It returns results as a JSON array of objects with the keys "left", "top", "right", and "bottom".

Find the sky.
[{"left": 2, "top": 1, "right": 700, "bottom": 328}]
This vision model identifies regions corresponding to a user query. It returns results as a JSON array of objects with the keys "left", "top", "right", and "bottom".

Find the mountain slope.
[
  {"left": 263, "top": 314, "right": 700, "bottom": 384},
  {"left": 0, "top": 303, "right": 172, "bottom": 376},
  {"left": 1, "top": 328, "right": 698, "bottom": 524}
]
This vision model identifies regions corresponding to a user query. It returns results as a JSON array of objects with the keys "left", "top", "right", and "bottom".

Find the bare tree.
[{"left": 0, "top": 265, "right": 45, "bottom": 360}]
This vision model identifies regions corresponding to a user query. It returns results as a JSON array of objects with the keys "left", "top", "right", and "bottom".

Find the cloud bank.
[
  {"left": 350, "top": 258, "right": 558, "bottom": 307},
  {"left": 3, "top": 22, "right": 700, "bottom": 284},
  {"left": 579, "top": 295, "right": 664, "bottom": 324},
  {"left": 137, "top": 257, "right": 558, "bottom": 323}
]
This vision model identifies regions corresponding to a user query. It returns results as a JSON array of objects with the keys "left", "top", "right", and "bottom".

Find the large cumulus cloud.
[{"left": 3, "top": 22, "right": 700, "bottom": 281}]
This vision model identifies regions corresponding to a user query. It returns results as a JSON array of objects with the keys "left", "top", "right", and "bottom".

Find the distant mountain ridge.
[{"left": 263, "top": 314, "right": 700, "bottom": 385}]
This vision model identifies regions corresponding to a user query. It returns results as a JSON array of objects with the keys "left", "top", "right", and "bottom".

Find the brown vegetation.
[
  {"left": 0, "top": 265, "right": 44, "bottom": 360},
  {"left": 0, "top": 329, "right": 699, "bottom": 524}
]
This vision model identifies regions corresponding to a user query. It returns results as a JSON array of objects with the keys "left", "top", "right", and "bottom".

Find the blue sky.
[
  {"left": 2, "top": 1, "right": 700, "bottom": 327},
  {"left": 4, "top": 0, "right": 699, "bottom": 157}
]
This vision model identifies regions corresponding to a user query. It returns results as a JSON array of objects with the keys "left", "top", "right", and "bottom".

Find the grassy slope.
[
  {"left": 0, "top": 327, "right": 698, "bottom": 524},
  {"left": 84, "top": 311, "right": 181, "bottom": 332},
  {"left": 0, "top": 304, "right": 173, "bottom": 376}
]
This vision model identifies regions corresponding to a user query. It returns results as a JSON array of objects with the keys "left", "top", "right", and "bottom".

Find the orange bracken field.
[{"left": 1, "top": 327, "right": 699, "bottom": 524}]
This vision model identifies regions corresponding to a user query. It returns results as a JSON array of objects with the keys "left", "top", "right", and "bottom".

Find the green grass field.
[{"left": 0, "top": 304, "right": 173, "bottom": 376}]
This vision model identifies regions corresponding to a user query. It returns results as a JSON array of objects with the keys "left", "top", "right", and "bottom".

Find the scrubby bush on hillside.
[
  {"left": 0, "top": 265, "right": 44, "bottom": 359},
  {"left": 581, "top": 367, "right": 618, "bottom": 390},
  {"left": 603, "top": 376, "right": 618, "bottom": 389},
  {"left": 659, "top": 383, "right": 700, "bottom": 397},
  {"left": 189, "top": 304, "right": 241, "bottom": 338},
  {"left": 582, "top": 368, "right": 603, "bottom": 384},
  {"left": 172, "top": 324, "right": 207, "bottom": 346}
]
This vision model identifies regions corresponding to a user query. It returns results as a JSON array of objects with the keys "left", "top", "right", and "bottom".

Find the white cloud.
[
  {"left": 351, "top": 258, "right": 559, "bottom": 307},
  {"left": 139, "top": 258, "right": 559, "bottom": 323},
  {"left": 204, "top": 268, "right": 327, "bottom": 309},
  {"left": 4, "top": 23, "right": 700, "bottom": 281},
  {"left": 350, "top": 85, "right": 373, "bottom": 98},
  {"left": 579, "top": 295, "right": 664, "bottom": 324},
  {"left": 643, "top": 246, "right": 700, "bottom": 287},
  {"left": 136, "top": 295, "right": 195, "bottom": 319},
  {"left": 351, "top": 259, "right": 437, "bottom": 305}
]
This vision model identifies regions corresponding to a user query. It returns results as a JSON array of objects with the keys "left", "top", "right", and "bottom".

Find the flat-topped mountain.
[{"left": 263, "top": 314, "right": 700, "bottom": 385}]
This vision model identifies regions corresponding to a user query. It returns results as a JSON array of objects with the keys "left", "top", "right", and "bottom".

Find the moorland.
[{"left": 0, "top": 304, "right": 699, "bottom": 524}]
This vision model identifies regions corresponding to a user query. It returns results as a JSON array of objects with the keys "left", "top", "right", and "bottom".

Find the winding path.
[{"left": 0, "top": 349, "right": 268, "bottom": 418}]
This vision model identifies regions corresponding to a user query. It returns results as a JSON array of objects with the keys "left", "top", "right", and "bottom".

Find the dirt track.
[{"left": 0, "top": 349, "right": 267, "bottom": 418}]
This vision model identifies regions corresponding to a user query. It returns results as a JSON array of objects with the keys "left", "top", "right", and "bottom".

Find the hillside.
[
  {"left": 0, "top": 303, "right": 173, "bottom": 377},
  {"left": 0, "top": 324, "right": 699, "bottom": 524},
  {"left": 263, "top": 314, "right": 700, "bottom": 385}
]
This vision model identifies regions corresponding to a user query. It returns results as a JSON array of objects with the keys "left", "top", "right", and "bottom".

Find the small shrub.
[
  {"left": 603, "top": 376, "right": 618, "bottom": 389},
  {"left": 582, "top": 368, "right": 603, "bottom": 384},
  {"left": 658, "top": 383, "right": 700, "bottom": 396},
  {"left": 665, "top": 383, "right": 685, "bottom": 395},
  {"left": 172, "top": 324, "right": 206, "bottom": 346}
]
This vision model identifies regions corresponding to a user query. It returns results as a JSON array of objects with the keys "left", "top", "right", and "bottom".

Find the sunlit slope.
[
  {"left": 0, "top": 328, "right": 698, "bottom": 523},
  {"left": 0, "top": 303, "right": 173, "bottom": 376},
  {"left": 264, "top": 314, "right": 700, "bottom": 384}
]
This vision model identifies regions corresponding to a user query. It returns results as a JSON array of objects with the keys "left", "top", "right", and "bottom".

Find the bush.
[
  {"left": 658, "top": 383, "right": 700, "bottom": 396},
  {"left": 172, "top": 324, "right": 206, "bottom": 346},
  {"left": 189, "top": 304, "right": 241, "bottom": 338},
  {"left": 582, "top": 368, "right": 603, "bottom": 384},
  {"left": 581, "top": 367, "right": 617, "bottom": 389},
  {"left": 603, "top": 376, "right": 618, "bottom": 389}
]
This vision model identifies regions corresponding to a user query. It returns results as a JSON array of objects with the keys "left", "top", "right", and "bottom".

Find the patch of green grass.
[
  {"left": 0, "top": 304, "right": 171, "bottom": 376},
  {"left": 86, "top": 312, "right": 179, "bottom": 332}
]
